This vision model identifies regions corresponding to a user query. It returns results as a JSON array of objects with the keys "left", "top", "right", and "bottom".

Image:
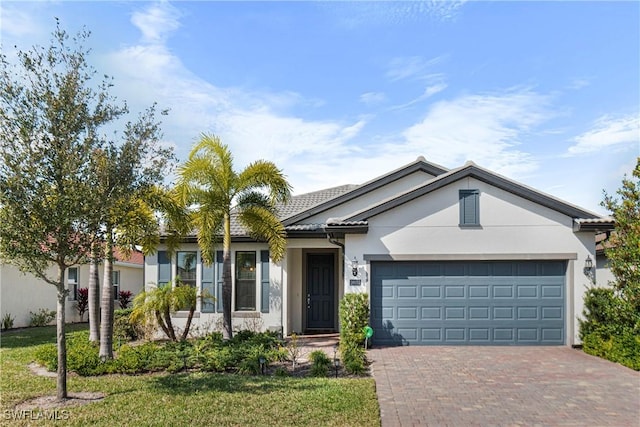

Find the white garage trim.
[{"left": 364, "top": 253, "right": 578, "bottom": 261}]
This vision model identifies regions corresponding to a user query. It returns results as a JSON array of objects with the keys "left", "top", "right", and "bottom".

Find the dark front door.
[{"left": 306, "top": 253, "right": 335, "bottom": 330}]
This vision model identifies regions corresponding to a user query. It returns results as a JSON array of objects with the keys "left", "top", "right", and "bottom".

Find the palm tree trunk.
[
  {"left": 55, "top": 264, "right": 68, "bottom": 401},
  {"left": 99, "top": 226, "right": 115, "bottom": 359},
  {"left": 222, "top": 212, "right": 233, "bottom": 339},
  {"left": 88, "top": 241, "right": 101, "bottom": 342},
  {"left": 180, "top": 302, "right": 197, "bottom": 341}
]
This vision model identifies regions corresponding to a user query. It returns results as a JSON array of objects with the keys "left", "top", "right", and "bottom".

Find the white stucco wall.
[
  {"left": 304, "top": 170, "right": 437, "bottom": 223},
  {"left": 0, "top": 261, "right": 143, "bottom": 329},
  {"left": 341, "top": 177, "right": 596, "bottom": 346},
  {"left": 596, "top": 254, "right": 616, "bottom": 287}
]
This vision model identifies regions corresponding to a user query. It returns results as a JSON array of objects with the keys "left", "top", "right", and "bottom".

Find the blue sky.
[{"left": 2, "top": 1, "right": 639, "bottom": 215}]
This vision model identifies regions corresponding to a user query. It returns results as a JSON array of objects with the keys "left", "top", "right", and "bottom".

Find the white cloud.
[
  {"left": 396, "top": 89, "right": 552, "bottom": 177},
  {"left": 567, "top": 114, "right": 640, "bottom": 155},
  {"left": 360, "top": 92, "right": 387, "bottom": 106},
  {"left": 568, "top": 78, "right": 591, "bottom": 90},
  {"left": 322, "top": 1, "right": 467, "bottom": 28},
  {"left": 0, "top": 3, "right": 43, "bottom": 38},
  {"left": 390, "top": 82, "right": 448, "bottom": 111},
  {"left": 131, "top": 1, "right": 181, "bottom": 45},
  {"left": 100, "top": 2, "right": 368, "bottom": 190},
  {"left": 386, "top": 56, "right": 447, "bottom": 81}
]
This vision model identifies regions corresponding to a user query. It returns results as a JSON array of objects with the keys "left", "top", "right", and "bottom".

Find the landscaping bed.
[{"left": 0, "top": 325, "right": 380, "bottom": 426}]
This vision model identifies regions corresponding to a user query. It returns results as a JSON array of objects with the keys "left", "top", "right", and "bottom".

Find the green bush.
[
  {"left": 339, "top": 293, "right": 369, "bottom": 375},
  {"left": 114, "top": 308, "right": 144, "bottom": 343},
  {"left": 35, "top": 331, "right": 104, "bottom": 375},
  {"left": 115, "top": 342, "right": 160, "bottom": 374},
  {"left": 580, "top": 286, "right": 640, "bottom": 371},
  {"left": 29, "top": 308, "right": 56, "bottom": 327},
  {"left": 309, "top": 350, "right": 331, "bottom": 377},
  {"left": 35, "top": 328, "right": 289, "bottom": 376},
  {"left": 579, "top": 288, "right": 634, "bottom": 339},
  {"left": 583, "top": 329, "right": 640, "bottom": 371},
  {"left": 201, "top": 347, "right": 234, "bottom": 372},
  {"left": 34, "top": 344, "right": 58, "bottom": 371}
]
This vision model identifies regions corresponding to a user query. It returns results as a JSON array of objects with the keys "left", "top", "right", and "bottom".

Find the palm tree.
[
  {"left": 91, "top": 106, "right": 175, "bottom": 360},
  {"left": 176, "top": 134, "right": 291, "bottom": 339}
]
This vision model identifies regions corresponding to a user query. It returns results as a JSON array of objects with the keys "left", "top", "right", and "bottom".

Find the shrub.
[
  {"left": 76, "top": 288, "right": 89, "bottom": 321},
  {"left": 1, "top": 313, "right": 14, "bottom": 331},
  {"left": 35, "top": 331, "right": 103, "bottom": 375},
  {"left": 114, "top": 308, "right": 144, "bottom": 343},
  {"left": 237, "top": 344, "right": 269, "bottom": 375},
  {"left": 339, "top": 293, "right": 369, "bottom": 375},
  {"left": 29, "top": 308, "right": 56, "bottom": 327},
  {"left": 34, "top": 344, "right": 58, "bottom": 371},
  {"left": 583, "top": 328, "right": 640, "bottom": 371},
  {"left": 118, "top": 290, "right": 133, "bottom": 309},
  {"left": 201, "top": 347, "right": 234, "bottom": 372},
  {"left": 580, "top": 288, "right": 627, "bottom": 339},
  {"left": 115, "top": 343, "right": 160, "bottom": 374},
  {"left": 309, "top": 350, "right": 331, "bottom": 377}
]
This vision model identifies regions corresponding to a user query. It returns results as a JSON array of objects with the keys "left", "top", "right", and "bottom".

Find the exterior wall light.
[
  {"left": 351, "top": 257, "right": 358, "bottom": 277},
  {"left": 583, "top": 255, "right": 595, "bottom": 283}
]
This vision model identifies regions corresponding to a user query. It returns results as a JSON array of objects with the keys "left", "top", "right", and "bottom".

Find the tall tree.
[
  {"left": 602, "top": 157, "right": 640, "bottom": 316},
  {"left": 88, "top": 242, "right": 101, "bottom": 342},
  {"left": 0, "top": 21, "right": 126, "bottom": 400},
  {"left": 176, "top": 134, "right": 291, "bottom": 339},
  {"left": 92, "top": 106, "right": 175, "bottom": 360}
]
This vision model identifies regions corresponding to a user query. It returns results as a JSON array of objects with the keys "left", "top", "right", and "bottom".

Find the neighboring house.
[
  {"left": 1, "top": 248, "right": 144, "bottom": 328},
  {"left": 144, "top": 157, "right": 614, "bottom": 346}
]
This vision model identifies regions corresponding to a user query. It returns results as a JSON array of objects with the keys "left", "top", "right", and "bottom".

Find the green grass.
[{"left": 0, "top": 325, "right": 380, "bottom": 426}]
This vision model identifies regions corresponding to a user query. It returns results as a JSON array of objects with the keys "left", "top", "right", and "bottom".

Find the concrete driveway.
[{"left": 369, "top": 346, "right": 640, "bottom": 426}]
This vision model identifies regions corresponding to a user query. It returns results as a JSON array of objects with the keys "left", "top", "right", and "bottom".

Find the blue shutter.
[
  {"left": 158, "top": 251, "right": 171, "bottom": 287},
  {"left": 459, "top": 190, "right": 480, "bottom": 226},
  {"left": 216, "top": 251, "right": 224, "bottom": 313},
  {"left": 260, "top": 250, "right": 270, "bottom": 313},
  {"left": 201, "top": 262, "right": 215, "bottom": 313}
]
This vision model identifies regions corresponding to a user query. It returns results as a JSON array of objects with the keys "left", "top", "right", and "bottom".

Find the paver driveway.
[{"left": 370, "top": 346, "right": 640, "bottom": 426}]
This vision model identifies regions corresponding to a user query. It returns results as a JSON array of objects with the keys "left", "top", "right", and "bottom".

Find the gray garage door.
[{"left": 371, "top": 261, "right": 566, "bottom": 346}]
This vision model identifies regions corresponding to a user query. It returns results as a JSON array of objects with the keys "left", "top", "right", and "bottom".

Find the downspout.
[{"left": 327, "top": 234, "right": 345, "bottom": 251}]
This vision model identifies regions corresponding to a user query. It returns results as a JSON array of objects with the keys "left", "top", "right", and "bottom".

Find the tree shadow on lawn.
[{"left": 152, "top": 372, "right": 325, "bottom": 395}]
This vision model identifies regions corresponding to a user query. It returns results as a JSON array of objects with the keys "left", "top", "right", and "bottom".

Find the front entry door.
[{"left": 306, "top": 253, "right": 335, "bottom": 330}]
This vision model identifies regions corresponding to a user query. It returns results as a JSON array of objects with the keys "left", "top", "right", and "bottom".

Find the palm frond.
[
  {"left": 235, "top": 191, "right": 277, "bottom": 214},
  {"left": 238, "top": 206, "right": 288, "bottom": 261},
  {"left": 238, "top": 160, "right": 292, "bottom": 204}
]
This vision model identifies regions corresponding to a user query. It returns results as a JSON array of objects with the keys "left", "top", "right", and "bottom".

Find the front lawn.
[{"left": 0, "top": 325, "right": 380, "bottom": 426}]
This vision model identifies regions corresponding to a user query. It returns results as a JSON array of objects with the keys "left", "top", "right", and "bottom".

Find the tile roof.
[
  {"left": 230, "top": 184, "right": 359, "bottom": 236},
  {"left": 114, "top": 247, "right": 144, "bottom": 265},
  {"left": 277, "top": 184, "right": 359, "bottom": 220}
]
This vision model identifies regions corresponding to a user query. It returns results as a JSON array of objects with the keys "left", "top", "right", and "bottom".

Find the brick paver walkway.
[{"left": 370, "top": 346, "right": 640, "bottom": 426}]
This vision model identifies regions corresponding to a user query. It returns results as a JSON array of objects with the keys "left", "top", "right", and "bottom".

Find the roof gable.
[
  {"left": 282, "top": 157, "right": 447, "bottom": 226},
  {"left": 345, "top": 161, "right": 602, "bottom": 222}
]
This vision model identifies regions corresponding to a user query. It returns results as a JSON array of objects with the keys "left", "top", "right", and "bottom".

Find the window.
[
  {"left": 112, "top": 270, "right": 120, "bottom": 300},
  {"left": 201, "top": 262, "right": 215, "bottom": 313},
  {"left": 177, "top": 251, "right": 197, "bottom": 287},
  {"left": 260, "top": 250, "right": 270, "bottom": 313},
  {"left": 235, "top": 252, "right": 256, "bottom": 311},
  {"left": 158, "top": 250, "right": 171, "bottom": 287},
  {"left": 68, "top": 267, "right": 78, "bottom": 301},
  {"left": 459, "top": 189, "right": 480, "bottom": 227}
]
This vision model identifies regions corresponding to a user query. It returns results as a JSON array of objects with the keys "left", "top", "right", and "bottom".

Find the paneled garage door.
[{"left": 370, "top": 261, "right": 566, "bottom": 346}]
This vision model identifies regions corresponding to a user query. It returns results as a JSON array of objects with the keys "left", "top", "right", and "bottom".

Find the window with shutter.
[{"left": 459, "top": 189, "right": 480, "bottom": 227}]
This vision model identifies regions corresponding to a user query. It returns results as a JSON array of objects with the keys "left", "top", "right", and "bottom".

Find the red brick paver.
[{"left": 370, "top": 346, "right": 640, "bottom": 427}]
